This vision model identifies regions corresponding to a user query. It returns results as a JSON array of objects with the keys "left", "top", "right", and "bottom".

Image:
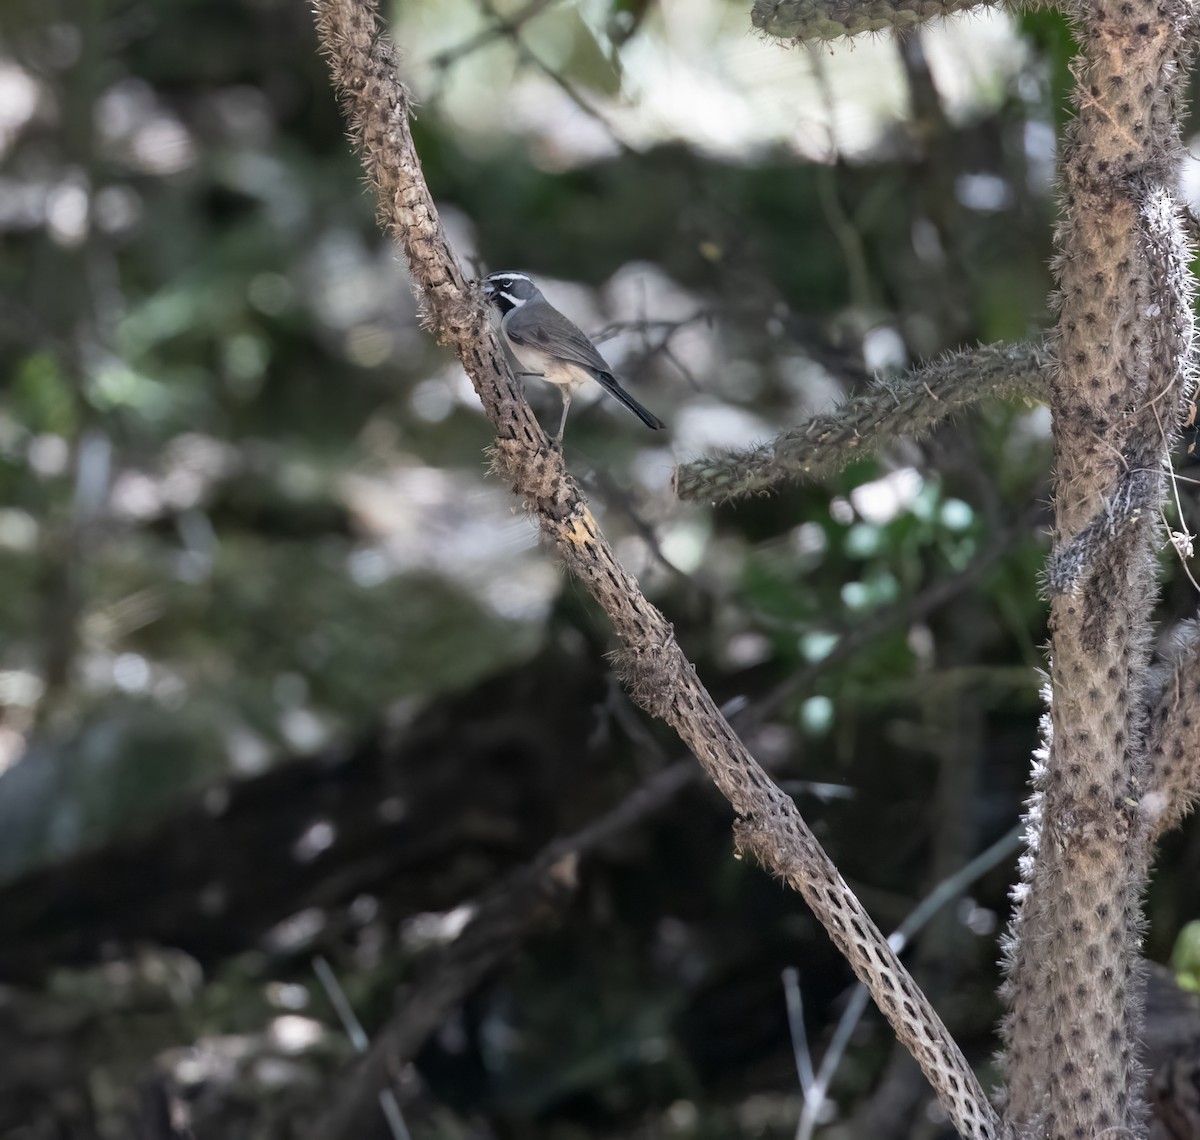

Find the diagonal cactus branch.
[{"left": 308, "top": 2, "right": 1007, "bottom": 1136}]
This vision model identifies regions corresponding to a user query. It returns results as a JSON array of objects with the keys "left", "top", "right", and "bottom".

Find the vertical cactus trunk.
[{"left": 1001, "top": 3, "right": 1194, "bottom": 1136}]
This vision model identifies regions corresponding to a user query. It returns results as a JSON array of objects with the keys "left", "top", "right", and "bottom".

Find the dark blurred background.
[{"left": 1, "top": 0, "right": 1199, "bottom": 1137}]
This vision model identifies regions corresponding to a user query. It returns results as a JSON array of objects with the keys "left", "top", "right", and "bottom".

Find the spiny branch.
[
  {"left": 309, "top": 2, "right": 1004, "bottom": 1136},
  {"left": 998, "top": 0, "right": 1196, "bottom": 1132},
  {"left": 751, "top": 0, "right": 1003, "bottom": 43},
  {"left": 673, "top": 340, "right": 1047, "bottom": 504}
]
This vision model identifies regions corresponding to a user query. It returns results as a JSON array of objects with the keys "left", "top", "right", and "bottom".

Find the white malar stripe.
[{"left": 498, "top": 291, "right": 526, "bottom": 307}]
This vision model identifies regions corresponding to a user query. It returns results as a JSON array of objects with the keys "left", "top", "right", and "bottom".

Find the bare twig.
[
  {"left": 592, "top": 311, "right": 712, "bottom": 392},
  {"left": 308, "top": 760, "right": 695, "bottom": 1140},
  {"left": 313, "top": 956, "right": 411, "bottom": 1140},
  {"left": 807, "top": 49, "right": 872, "bottom": 312},
  {"left": 425, "top": 0, "right": 560, "bottom": 72},
  {"left": 476, "top": 0, "right": 633, "bottom": 154},
  {"left": 783, "top": 967, "right": 816, "bottom": 1096}
]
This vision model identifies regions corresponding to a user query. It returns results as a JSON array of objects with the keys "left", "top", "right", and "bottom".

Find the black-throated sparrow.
[{"left": 482, "top": 271, "right": 666, "bottom": 444}]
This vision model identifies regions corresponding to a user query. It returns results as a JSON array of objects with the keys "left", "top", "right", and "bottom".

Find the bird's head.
[{"left": 482, "top": 271, "right": 542, "bottom": 315}]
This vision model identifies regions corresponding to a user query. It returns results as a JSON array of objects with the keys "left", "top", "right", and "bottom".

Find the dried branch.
[
  {"left": 312, "top": 957, "right": 411, "bottom": 1140},
  {"left": 751, "top": 0, "right": 1003, "bottom": 43},
  {"left": 308, "top": 3, "right": 1004, "bottom": 1136},
  {"left": 674, "top": 340, "right": 1047, "bottom": 505}
]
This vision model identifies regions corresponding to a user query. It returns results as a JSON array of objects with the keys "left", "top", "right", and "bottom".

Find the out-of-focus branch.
[
  {"left": 673, "top": 340, "right": 1047, "bottom": 505},
  {"left": 592, "top": 311, "right": 712, "bottom": 392},
  {"left": 426, "top": 0, "right": 560, "bottom": 72},
  {"left": 751, "top": 0, "right": 1002, "bottom": 43},
  {"left": 308, "top": 3, "right": 1003, "bottom": 1137},
  {"left": 309, "top": 759, "right": 696, "bottom": 1140},
  {"left": 424, "top": 0, "right": 628, "bottom": 151},
  {"left": 476, "top": 0, "right": 633, "bottom": 153}
]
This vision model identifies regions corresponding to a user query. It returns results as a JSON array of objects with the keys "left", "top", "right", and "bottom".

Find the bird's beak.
[{"left": 482, "top": 281, "right": 494, "bottom": 295}]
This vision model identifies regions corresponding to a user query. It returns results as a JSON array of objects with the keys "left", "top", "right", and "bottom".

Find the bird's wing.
[
  {"left": 506, "top": 308, "right": 665, "bottom": 429},
  {"left": 505, "top": 312, "right": 614, "bottom": 379}
]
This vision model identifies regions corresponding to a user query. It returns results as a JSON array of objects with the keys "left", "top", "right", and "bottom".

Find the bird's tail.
[{"left": 594, "top": 371, "right": 666, "bottom": 430}]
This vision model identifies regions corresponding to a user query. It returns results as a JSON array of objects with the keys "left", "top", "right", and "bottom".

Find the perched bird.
[{"left": 482, "top": 271, "right": 666, "bottom": 444}]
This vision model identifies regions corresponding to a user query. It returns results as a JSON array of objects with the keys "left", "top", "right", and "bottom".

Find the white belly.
[{"left": 502, "top": 327, "right": 590, "bottom": 389}]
